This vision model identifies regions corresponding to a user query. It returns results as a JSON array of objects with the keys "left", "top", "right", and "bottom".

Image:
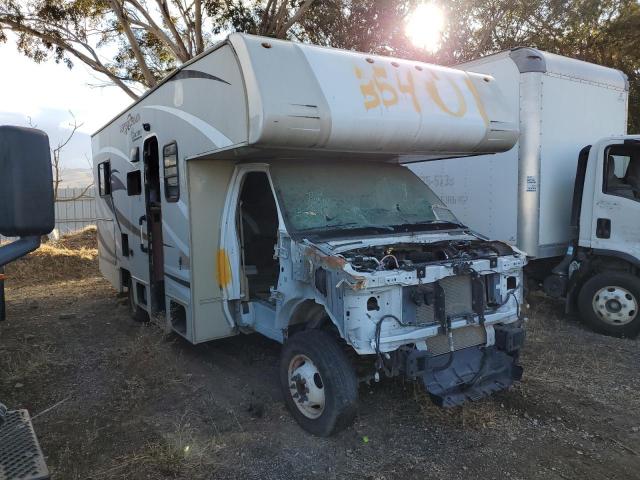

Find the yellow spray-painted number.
[
  {"left": 396, "top": 69, "right": 421, "bottom": 113},
  {"left": 354, "top": 63, "right": 486, "bottom": 121},
  {"left": 354, "top": 66, "right": 382, "bottom": 110},
  {"left": 424, "top": 70, "right": 467, "bottom": 118},
  {"left": 217, "top": 248, "right": 232, "bottom": 288}
]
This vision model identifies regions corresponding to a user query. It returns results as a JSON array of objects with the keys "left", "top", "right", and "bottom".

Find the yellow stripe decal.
[{"left": 217, "top": 248, "right": 232, "bottom": 287}]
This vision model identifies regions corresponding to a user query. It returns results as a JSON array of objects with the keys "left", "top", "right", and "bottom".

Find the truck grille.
[
  {"left": 415, "top": 274, "right": 473, "bottom": 324},
  {"left": 426, "top": 325, "right": 487, "bottom": 356}
]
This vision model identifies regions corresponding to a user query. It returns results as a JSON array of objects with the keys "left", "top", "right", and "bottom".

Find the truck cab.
[
  {"left": 545, "top": 136, "right": 640, "bottom": 336},
  {"left": 220, "top": 159, "right": 527, "bottom": 434}
]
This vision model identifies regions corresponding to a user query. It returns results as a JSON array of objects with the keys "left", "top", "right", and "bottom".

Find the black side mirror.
[{"left": 0, "top": 126, "right": 54, "bottom": 237}]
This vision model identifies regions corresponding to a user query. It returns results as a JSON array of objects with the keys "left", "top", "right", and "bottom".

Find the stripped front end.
[{"left": 309, "top": 237, "right": 526, "bottom": 407}]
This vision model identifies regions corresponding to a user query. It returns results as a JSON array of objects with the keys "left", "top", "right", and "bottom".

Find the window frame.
[
  {"left": 163, "top": 141, "right": 179, "bottom": 202},
  {"left": 127, "top": 170, "right": 142, "bottom": 196},
  {"left": 98, "top": 160, "right": 112, "bottom": 197},
  {"left": 602, "top": 144, "right": 640, "bottom": 203}
]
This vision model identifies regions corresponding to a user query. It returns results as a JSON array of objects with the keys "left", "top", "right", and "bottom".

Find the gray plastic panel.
[
  {"left": 509, "top": 47, "right": 546, "bottom": 73},
  {"left": 0, "top": 126, "right": 54, "bottom": 237}
]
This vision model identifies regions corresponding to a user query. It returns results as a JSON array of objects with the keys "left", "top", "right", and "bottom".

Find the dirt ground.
[{"left": 1, "top": 236, "right": 639, "bottom": 479}]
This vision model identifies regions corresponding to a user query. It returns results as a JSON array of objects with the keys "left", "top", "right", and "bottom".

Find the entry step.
[{"left": 0, "top": 408, "right": 49, "bottom": 480}]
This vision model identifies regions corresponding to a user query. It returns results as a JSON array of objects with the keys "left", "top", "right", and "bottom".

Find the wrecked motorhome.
[{"left": 92, "top": 33, "right": 526, "bottom": 435}]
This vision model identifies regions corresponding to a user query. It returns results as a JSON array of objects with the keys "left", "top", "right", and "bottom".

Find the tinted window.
[
  {"left": 98, "top": 161, "right": 111, "bottom": 196},
  {"left": 163, "top": 142, "right": 179, "bottom": 202},
  {"left": 603, "top": 144, "right": 640, "bottom": 202},
  {"left": 127, "top": 170, "right": 142, "bottom": 196}
]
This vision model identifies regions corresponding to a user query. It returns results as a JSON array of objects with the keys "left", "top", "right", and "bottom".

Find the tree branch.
[
  {"left": 154, "top": 0, "right": 190, "bottom": 61},
  {"left": 109, "top": 0, "right": 157, "bottom": 87},
  {"left": 1, "top": 16, "right": 140, "bottom": 99}
]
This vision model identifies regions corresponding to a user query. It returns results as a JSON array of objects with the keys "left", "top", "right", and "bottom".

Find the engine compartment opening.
[{"left": 343, "top": 240, "right": 515, "bottom": 273}]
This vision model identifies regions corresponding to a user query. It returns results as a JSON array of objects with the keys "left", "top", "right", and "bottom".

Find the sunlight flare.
[{"left": 405, "top": 2, "right": 446, "bottom": 52}]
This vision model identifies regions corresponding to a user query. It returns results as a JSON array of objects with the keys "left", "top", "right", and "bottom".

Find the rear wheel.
[
  {"left": 128, "top": 281, "right": 149, "bottom": 323},
  {"left": 279, "top": 330, "right": 358, "bottom": 436},
  {"left": 578, "top": 272, "right": 640, "bottom": 337}
]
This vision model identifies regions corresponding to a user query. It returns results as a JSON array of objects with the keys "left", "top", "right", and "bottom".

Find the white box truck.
[
  {"left": 412, "top": 48, "right": 640, "bottom": 337},
  {"left": 93, "top": 33, "right": 528, "bottom": 436}
]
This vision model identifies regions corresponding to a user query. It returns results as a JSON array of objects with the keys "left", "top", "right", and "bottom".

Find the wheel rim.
[
  {"left": 287, "top": 354, "right": 325, "bottom": 419},
  {"left": 592, "top": 285, "right": 638, "bottom": 326}
]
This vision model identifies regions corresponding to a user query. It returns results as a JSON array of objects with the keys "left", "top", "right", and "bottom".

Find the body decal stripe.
[
  {"left": 168, "top": 70, "right": 231, "bottom": 85},
  {"left": 165, "top": 273, "right": 191, "bottom": 288},
  {"left": 142, "top": 105, "right": 233, "bottom": 149},
  {"left": 96, "top": 147, "right": 129, "bottom": 161},
  {"left": 97, "top": 229, "right": 117, "bottom": 264}
]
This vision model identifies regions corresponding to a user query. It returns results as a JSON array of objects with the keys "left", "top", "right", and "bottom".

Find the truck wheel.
[
  {"left": 279, "top": 330, "right": 358, "bottom": 436},
  {"left": 578, "top": 272, "right": 640, "bottom": 337},
  {"left": 128, "top": 282, "right": 149, "bottom": 323}
]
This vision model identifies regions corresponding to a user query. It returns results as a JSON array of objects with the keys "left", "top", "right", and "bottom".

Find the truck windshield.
[{"left": 269, "top": 160, "right": 462, "bottom": 237}]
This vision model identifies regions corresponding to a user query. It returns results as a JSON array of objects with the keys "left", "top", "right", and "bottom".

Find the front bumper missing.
[{"left": 405, "top": 325, "right": 525, "bottom": 407}]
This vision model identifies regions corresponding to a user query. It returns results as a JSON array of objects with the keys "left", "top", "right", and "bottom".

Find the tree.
[
  {"left": 296, "top": 0, "right": 422, "bottom": 59},
  {"left": 0, "top": 0, "right": 316, "bottom": 99},
  {"left": 3, "top": 0, "right": 639, "bottom": 130},
  {"left": 431, "top": 0, "right": 640, "bottom": 132},
  {"left": 28, "top": 112, "right": 94, "bottom": 203}
]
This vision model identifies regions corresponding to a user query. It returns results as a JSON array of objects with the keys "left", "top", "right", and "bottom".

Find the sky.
[
  {"left": 0, "top": 36, "right": 133, "bottom": 170},
  {"left": 0, "top": 3, "right": 444, "bottom": 172}
]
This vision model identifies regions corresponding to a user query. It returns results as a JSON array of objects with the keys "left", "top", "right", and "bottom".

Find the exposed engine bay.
[
  {"left": 323, "top": 236, "right": 526, "bottom": 406},
  {"left": 342, "top": 240, "right": 515, "bottom": 273}
]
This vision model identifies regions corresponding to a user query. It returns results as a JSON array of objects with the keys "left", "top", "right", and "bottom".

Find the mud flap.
[{"left": 418, "top": 346, "right": 523, "bottom": 408}]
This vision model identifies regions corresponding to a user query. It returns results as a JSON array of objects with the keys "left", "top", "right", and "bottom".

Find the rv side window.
[
  {"left": 98, "top": 161, "right": 111, "bottom": 197},
  {"left": 163, "top": 142, "right": 179, "bottom": 202}
]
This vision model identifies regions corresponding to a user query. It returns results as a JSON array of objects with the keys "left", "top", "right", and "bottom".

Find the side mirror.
[{"left": 0, "top": 126, "right": 55, "bottom": 237}]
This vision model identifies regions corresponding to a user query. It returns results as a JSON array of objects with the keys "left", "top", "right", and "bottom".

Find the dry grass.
[
  {"left": 412, "top": 384, "right": 501, "bottom": 430},
  {"left": 4, "top": 226, "right": 98, "bottom": 287},
  {"left": 0, "top": 338, "right": 59, "bottom": 383},
  {"left": 92, "top": 415, "right": 222, "bottom": 479}
]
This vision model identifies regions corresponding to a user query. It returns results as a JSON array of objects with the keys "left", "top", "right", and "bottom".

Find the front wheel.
[
  {"left": 279, "top": 330, "right": 358, "bottom": 436},
  {"left": 578, "top": 272, "right": 640, "bottom": 337}
]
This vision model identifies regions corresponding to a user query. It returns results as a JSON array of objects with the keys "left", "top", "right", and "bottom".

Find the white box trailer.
[
  {"left": 411, "top": 48, "right": 628, "bottom": 259},
  {"left": 413, "top": 49, "right": 640, "bottom": 339},
  {"left": 93, "top": 33, "right": 528, "bottom": 435}
]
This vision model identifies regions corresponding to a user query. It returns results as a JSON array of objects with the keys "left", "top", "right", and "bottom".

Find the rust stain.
[
  {"left": 303, "top": 246, "right": 347, "bottom": 270},
  {"left": 304, "top": 246, "right": 368, "bottom": 290}
]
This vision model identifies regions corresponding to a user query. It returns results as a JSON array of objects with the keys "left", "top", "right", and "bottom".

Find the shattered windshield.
[{"left": 269, "top": 160, "right": 461, "bottom": 237}]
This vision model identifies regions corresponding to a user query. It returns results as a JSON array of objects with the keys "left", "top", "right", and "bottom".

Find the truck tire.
[
  {"left": 128, "top": 282, "right": 149, "bottom": 323},
  {"left": 578, "top": 272, "right": 640, "bottom": 337},
  {"left": 279, "top": 330, "right": 358, "bottom": 436}
]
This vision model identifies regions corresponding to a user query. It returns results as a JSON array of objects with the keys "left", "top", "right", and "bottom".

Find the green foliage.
[
  {"left": 431, "top": 0, "right": 640, "bottom": 132},
  {"left": 296, "top": 0, "right": 640, "bottom": 132}
]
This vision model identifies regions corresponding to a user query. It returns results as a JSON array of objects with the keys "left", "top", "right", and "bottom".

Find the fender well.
[
  {"left": 591, "top": 249, "right": 640, "bottom": 270},
  {"left": 286, "top": 299, "right": 340, "bottom": 337}
]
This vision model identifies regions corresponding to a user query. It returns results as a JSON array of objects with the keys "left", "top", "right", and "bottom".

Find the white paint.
[
  {"left": 95, "top": 146, "right": 129, "bottom": 162},
  {"left": 143, "top": 105, "right": 233, "bottom": 148}
]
